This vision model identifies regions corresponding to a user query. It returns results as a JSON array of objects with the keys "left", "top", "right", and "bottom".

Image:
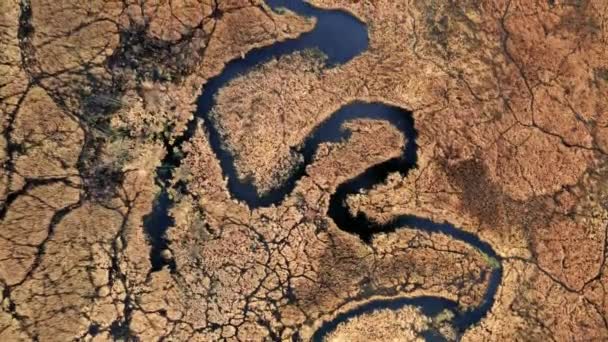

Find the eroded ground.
[{"left": 1, "top": 0, "right": 607, "bottom": 341}]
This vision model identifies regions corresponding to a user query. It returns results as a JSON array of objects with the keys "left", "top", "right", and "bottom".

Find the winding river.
[{"left": 144, "top": 0, "right": 503, "bottom": 340}]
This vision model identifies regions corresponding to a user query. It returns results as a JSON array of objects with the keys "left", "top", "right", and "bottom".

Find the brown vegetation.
[
  {"left": 1, "top": 0, "right": 312, "bottom": 340},
  {"left": 1, "top": 0, "right": 607, "bottom": 340},
  {"left": 326, "top": 306, "right": 456, "bottom": 342},
  {"left": 166, "top": 119, "right": 492, "bottom": 340},
  {"left": 325, "top": 306, "right": 431, "bottom": 342},
  {"left": 189, "top": 0, "right": 608, "bottom": 339}
]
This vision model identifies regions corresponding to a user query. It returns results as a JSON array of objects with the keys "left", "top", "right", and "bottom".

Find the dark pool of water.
[{"left": 143, "top": 1, "right": 503, "bottom": 340}]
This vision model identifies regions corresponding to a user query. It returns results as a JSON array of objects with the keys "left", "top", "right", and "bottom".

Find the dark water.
[
  {"left": 142, "top": 191, "right": 176, "bottom": 271},
  {"left": 143, "top": 0, "right": 503, "bottom": 340}
]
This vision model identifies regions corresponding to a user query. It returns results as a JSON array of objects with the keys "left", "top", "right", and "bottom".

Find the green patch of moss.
[
  {"left": 595, "top": 68, "right": 608, "bottom": 82},
  {"left": 302, "top": 47, "right": 328, "bottom": 62},
  {"left": 273, "top": 6, "right": 288, "bottom": 15},
  {"left": 479, "top": 250, "right": 501, "bottom": 270}
]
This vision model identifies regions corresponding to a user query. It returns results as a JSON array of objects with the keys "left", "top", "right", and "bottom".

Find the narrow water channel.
[{"left": 144, "top": 1, "right": 503, "bottom": 340}]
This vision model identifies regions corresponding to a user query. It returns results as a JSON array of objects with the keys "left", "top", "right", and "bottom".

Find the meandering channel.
[{"left": 144, "top": 0, "right": 503, "bottom": 340}]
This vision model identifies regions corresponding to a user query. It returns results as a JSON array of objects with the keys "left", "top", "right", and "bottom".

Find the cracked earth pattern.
[{"left": 1, "top": 0, "right": 607, "bottom": 341}]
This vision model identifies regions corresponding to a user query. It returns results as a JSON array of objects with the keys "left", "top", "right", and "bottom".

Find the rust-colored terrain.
[{"left": 1, "top": 0, "right": 607, "bottom": 341}]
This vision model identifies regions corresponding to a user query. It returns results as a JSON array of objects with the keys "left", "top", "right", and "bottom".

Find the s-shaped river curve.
[{"left": 144, "top": 0, "right": 503, "bottom": 340}]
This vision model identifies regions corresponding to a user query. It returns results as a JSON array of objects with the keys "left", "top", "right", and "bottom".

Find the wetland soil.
[{"left": 1, "top": 0, "right": 607, "bottom": 341}]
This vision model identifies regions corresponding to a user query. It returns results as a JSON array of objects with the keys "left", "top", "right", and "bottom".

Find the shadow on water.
[
  {"left": 143, "top": 191, "right": 176, "bottom": 272},
  {"left": 143, "top": 0, "right": 503, "bottom": 340}
]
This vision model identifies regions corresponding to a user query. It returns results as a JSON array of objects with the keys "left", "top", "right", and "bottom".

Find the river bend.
[{"left": 144, "top": 1, "right": 503, "bottom": 340}]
